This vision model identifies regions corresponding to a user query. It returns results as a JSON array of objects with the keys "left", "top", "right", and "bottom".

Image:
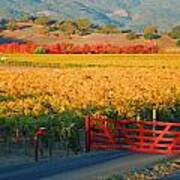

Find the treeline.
[
  {"left": 33, "top": 16, "right": 122, "bottom": 37},
  {"left": 0, "top": 15, "right": 180, "bottom": 45},
  {"left": 0, "top": 42, "right": 158, "bottom": 54},
  {"left": 0, "top": 16, "right": 121, "bottom": 36}
]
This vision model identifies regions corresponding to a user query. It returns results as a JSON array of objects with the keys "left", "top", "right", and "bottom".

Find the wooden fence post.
[
  {"left": 153, "top": 108, "right": 157, "bottom": 136},
  {"left": 34, "top": 136, "right": 39, "bottom": 162},
  {"left": 85, "top": 116, "right": 91, "bottom": 152}
]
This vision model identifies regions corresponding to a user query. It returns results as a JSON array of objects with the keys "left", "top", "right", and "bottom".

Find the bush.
[
  {"left": 48, "top": 25, "right": 59, "bottom": 32},
  {"left": 121, "top": 29, "right": 132, "bottom": 33},
  {"left": 7, "top": 20, "right": 17, "bottom": 31},
  {"left": 126, "top": 32, "right": 138, "bottom": 40},
  {"left": 18, "top": 13, "right": 32, "bottom": 22},
  {"left": 97, "top": 25, "right": 120, "bottom": 34},
  {"left": 34, "top": 47, "right": 47, "bottom": 54},
  {"left": 75, "top": 18, "right": 92, "bottom": 36},
  {"left": 169, "top": 25, "right": 180, "bottom": 39},
  {"left": 0, "top": 19, "right": 8, "bottom": 30},
  {"left": 176, "top": 39, "right": 180, "bottom": 47},
  {"left": 144, "top": 25, "right": 158, "bottom": 35},
  {"left": 34, "top": 16, "right": 50, "bottom": 26},
  {"left": 144, "top": 34, "right": 161, "bottom": 40},
  {"left": 78, "top": 29, "right": 92, "bottom": 36},
  {"left": 59, "top": 20, "right": 77, "bottom": 38}
]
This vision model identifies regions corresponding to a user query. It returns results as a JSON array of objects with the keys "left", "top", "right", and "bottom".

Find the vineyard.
[
  {"left": 1, "top": 54, "right": 180, "bottom": 68},
  {"left": 0, "top": 54, "right": 180, "bottom": 161}
]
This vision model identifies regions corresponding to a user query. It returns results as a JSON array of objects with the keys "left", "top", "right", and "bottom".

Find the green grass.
[{"left": 0, "top": 54, "right": 180, "bottom": 68}]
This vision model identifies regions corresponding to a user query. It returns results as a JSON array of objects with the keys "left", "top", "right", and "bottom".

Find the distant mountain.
[{"left": 0, "top": 0, "right": 180, "bottom": 31}]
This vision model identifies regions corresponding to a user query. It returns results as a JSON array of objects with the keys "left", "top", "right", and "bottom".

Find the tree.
[
  {"left": 0, "top": 19, "right": 8, "bottom": 30},
  {"left": 144, "top": 25, "right": 158, "bottom": 35},
  {"left": 59, "top": 20, "right": 77, "bottom": 38},
  {"left": 34, "top": 47, "right": 47, "bottom": 54},
  {"left": 144, "top": 34, "right": 161, "bottom": 40},
  {"left": 97, "top": 25, "right": 120, "bottom": 34},
  {"left": 7, "top": 20, "right": 17, "bottom": 31},
  {"left": 121, "top": 29, "right": 132, "bottom": 33},
  {"left": 18, "top": 13, "right": 32, "bottom": 22},
  {"left": 143, "top": 25, "right": 161, "bottom": 40},
  {"left": 126, "top": 32, "right": 138, "bottom": 40},
  {"left": 75, "top": 18, "right": 92, "bottom": 35},
  {"left": 176, "top": 39, "right": 180, "bottom": 47},
  {"left": 169, "top": 25, "right": 180, "bottom": 39},
  {"left": 48, "top": 25, "right": 59, "bottom": 32},
  {"left": 34, "top": 16, "right": 50, "bottom": 26}
]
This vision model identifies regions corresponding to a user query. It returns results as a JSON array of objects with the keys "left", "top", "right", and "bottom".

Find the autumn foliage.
[
  {"left": 0, "top": 66, "right": 180, "bottom": 120},
  {"left": 0, "top": 43, "right": 38, "bottom": 54},
  {"left": 0, "top": 42, "right": 159, "bottom": 54}
]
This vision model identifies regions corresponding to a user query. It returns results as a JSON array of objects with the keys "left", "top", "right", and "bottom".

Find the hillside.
[{"left": 0, "top": 0, "right": 180, "bottom": 31}]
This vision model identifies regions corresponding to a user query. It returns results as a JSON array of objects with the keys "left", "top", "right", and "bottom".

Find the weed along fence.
[{"left": 85, "top": 116, "right": 180, "bottom": 155}]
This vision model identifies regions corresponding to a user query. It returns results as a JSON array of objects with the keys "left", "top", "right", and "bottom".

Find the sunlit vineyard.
[
  {"left": 0, "top": 64, "right": 180, "bottom": 120},
  {"left": 0, "top": 55, "right": 180, "bottom": 157}
]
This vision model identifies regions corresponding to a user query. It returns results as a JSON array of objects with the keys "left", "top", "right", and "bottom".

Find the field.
[
  {"left": 1, "top": 54, "right": 180, "bottom": 119},
  {"left": 0, "top": 54, "right": 180, "bottom": 159}
]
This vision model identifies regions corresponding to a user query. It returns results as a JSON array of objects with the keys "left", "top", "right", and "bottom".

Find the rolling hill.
[{"left": 0, "top": 0, "right": 180, "bottom": 31}]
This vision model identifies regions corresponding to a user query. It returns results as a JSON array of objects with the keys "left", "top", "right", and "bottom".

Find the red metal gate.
[{"left": 85, "top": 116, "right": 180, "bottom": 154}]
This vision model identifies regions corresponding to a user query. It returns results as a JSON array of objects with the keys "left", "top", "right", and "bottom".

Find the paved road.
[
  {"left": 0, "top": 151, "right": 172, "bottom": 180},
  {"left": 163, "top": 172, "right": 180, "bottom": 180}
]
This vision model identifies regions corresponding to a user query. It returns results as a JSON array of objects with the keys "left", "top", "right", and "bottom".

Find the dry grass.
[{"left": 1, "top": 22, "right": 178, "bottom": 52}]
